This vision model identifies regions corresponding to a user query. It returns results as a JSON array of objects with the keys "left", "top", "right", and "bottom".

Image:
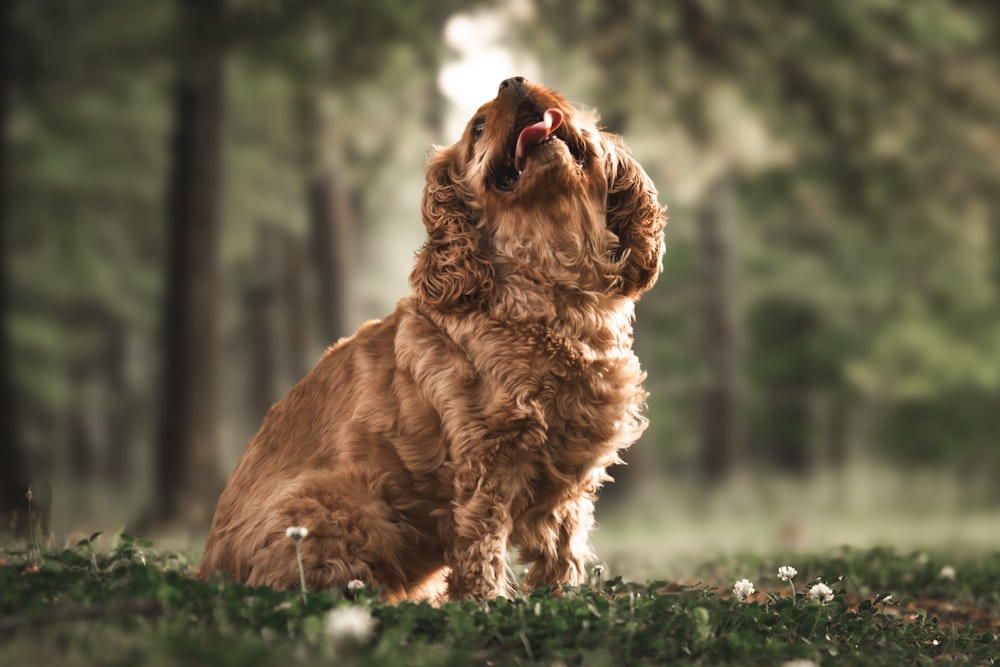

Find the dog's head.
[{"left": 411, "top": 77, "right": 665, "bottom": 310}]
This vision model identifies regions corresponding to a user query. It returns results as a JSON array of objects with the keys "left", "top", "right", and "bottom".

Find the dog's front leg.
[
  {"left": 444, "top": 473, "right": 513, "bottom": 601},
  {"left": 520, "top": 493, "right": 596, "bottom": 591}
]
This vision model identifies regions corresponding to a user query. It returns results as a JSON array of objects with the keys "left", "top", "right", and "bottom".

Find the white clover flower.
[
  {"left": 733, "top": 578, "right": 756, "bottom": 602},
  {"left": 777, "top": 566, "right": 798, "bottom": 581},
  {"left": 781, "top": 660, "right": 819, "bottom": 667},
  {"left": 324, "top": 605, "right": 376, "bottom": 645},
  {"left": 285, "top": 526, "right": 309, "bottom": 541},
  {"left": 939, "top": 565, "right": 956, "bottom": 580},
  {"left": 347, "top": 579, "right": 366, "bottom": 592},
  {"left": 808, "top": 582, "right": 834, "bottom": 603}
]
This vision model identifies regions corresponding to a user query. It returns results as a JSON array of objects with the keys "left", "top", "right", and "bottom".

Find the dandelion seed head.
[
  {"left": 592, "top": 564, "right": 605, "bottom": 577},
  {"left": 808, "top": 582, "right": 834, "bottom": 603},
  {"left": 777, "top": 565, "right": 798, "bottom": 581},
  {"left": 733, "top": 578, "right": 755, "bottom": 602},
  {"left": 324, "top": 605, "right": 376, "bottom": 645},
  {"left": 939, "top": 565, "right": 956, "bottom": 580},
  {"left": 347, "top": 579, "right": 365, "bottom": 591},
  {"left": 285, "top": 526, "right": 309, "bottom": 541}
]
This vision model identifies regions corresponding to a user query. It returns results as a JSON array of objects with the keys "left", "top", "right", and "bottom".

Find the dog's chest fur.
[{"left": 399, "top": 301, "right": 645, "bottom": 504}]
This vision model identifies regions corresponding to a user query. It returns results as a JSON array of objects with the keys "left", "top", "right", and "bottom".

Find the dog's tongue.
[{"left": 514, "top": 108, "right": 563, "bottom": 173}]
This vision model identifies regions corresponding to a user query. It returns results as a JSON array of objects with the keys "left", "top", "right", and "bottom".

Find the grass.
[
  {"left": 1, "top": 531, "right": 998, "bottom": 666},
  {"left": 587, "top": 463, "right": 1000, "bottom": 585}
]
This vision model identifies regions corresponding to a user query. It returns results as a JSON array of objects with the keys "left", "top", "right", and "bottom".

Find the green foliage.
[
  {"left": 8, "top": 0, "right": 172, "bottom": 460},
  {"left": 525, "top": 0, "right": 1000, "bottom": 473},
  {"left": 1, "top": 541, "right": 997, "bottom": 666},
  {"left": 6, "top": 0, "right": 490, "bottom": 484},
  {"left": 881, "top": 391, "right": 1000, "bottom": 466},
  {"left": 695, "top": 546, "right": 1000, "bottom": 609},
  {"left": 6, "top": 0, "right": 1000, "bottom": 494}
]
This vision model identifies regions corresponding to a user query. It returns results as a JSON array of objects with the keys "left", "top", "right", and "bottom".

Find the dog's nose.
[{"left": 498, "top": 76, "right": 527, "bottom": 94}]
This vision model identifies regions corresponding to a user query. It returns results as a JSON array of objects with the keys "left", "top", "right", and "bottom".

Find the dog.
[{"left": 198, "top": 77, "right": 665, "bottom": 602}]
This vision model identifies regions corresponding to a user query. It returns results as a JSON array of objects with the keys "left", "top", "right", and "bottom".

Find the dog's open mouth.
[
  {"left": 491, "top": 105, "right": 584, "bottom": 193},
  {"left": 514, "top": 108, "right": 563, "bottom": 173}
]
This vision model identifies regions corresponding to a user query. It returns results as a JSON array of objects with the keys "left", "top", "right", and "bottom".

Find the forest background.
[{"left": 2, "top": 0, "right": 998, "bottom": 571}]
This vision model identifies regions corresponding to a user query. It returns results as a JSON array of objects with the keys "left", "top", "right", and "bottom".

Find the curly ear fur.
[
  {"left": 604, "top": 136, "right": 666, "bottom": 299},
  {"left": 409, "top": 146, "right": 495, "bottom": 310}
]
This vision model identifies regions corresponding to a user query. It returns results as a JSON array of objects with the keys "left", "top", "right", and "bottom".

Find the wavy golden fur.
[{"left": 199, "top": 77, "right": 666, "bottom": 602}]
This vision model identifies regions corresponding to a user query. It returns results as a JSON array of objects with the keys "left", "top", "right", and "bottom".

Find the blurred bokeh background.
[{"left": 2, "top": 0, "right": 998, "bottom": 572}]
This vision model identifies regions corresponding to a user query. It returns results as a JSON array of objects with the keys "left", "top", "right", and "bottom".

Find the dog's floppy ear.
[
  {"left": 410, "top": 145, "right": 494, "bottom": 310},
  {"left": 604, "top": 136, "right": 666, "bottom": 299}
]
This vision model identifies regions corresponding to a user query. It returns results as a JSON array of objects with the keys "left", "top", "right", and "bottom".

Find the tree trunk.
[
  {"left": 279, "top": 230, "right": 310, "bottom": 381},
  {"left": 152, "top": 0, "right": 226, "bottom": 527},
  {"left": 696, "top": 175, "right": 744, "bottom": 484},
  {"left": 243, "top": 224, "right": 279, "bottom": 421},
  {"left": 766, "top": 395, "right": 811, "bottom": 474},
  {"left": 294, "top": 86, "right": 355, "bottom": 344},
  {"left": 0, "top": 0, "right": 31, "bottom": 531},
  {"left": 826, "top": 395, "right": 849, "bottom": 467},
  {"left": 103, "top": 322, "right": 131, "bottom": 486}
]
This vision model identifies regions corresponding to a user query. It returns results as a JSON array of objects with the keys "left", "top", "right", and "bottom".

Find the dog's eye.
[{"left": 471, "top": 117, "right": 486, "bottom": 139}]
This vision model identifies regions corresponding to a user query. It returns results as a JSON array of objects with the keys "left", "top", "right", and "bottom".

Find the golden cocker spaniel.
[{"left": 199, "top": 77, "right": 666, "bottom": 602}]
